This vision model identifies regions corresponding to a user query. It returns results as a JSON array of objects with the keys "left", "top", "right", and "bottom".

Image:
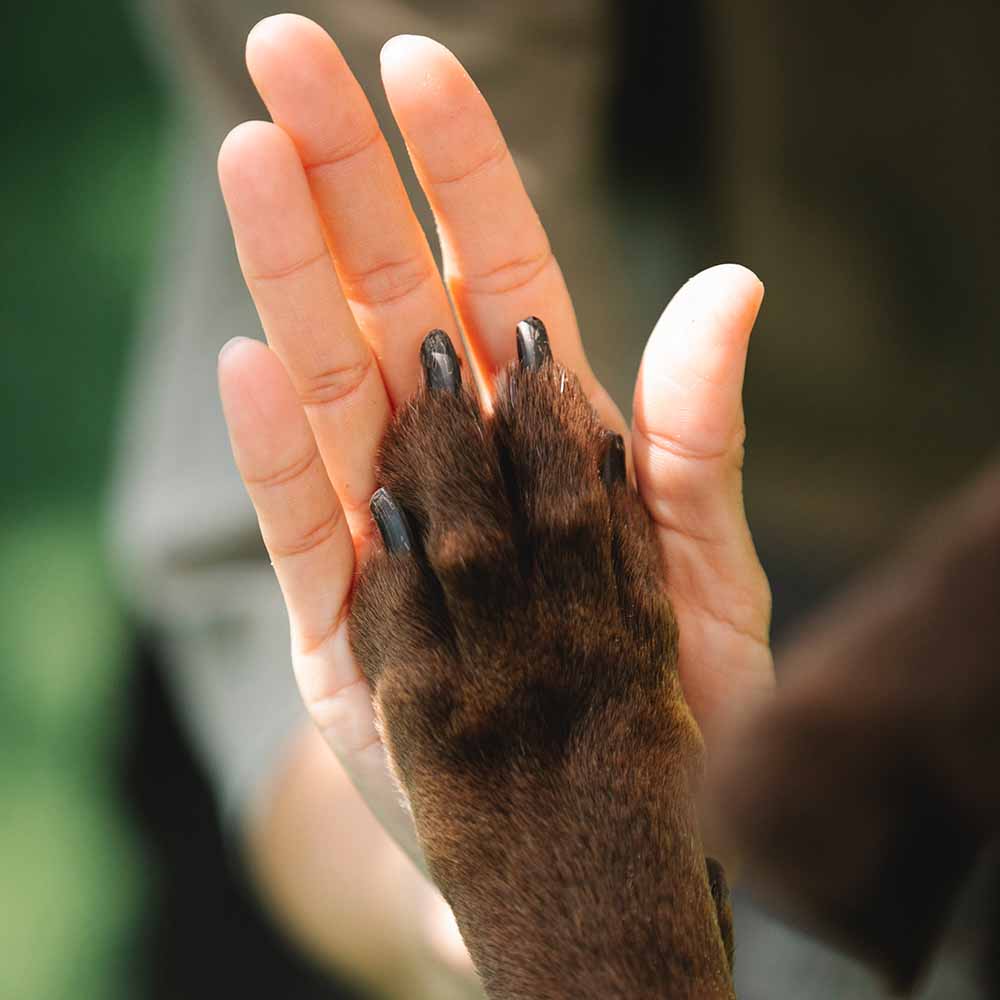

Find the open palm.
[{"left": 217, "top": 14, "right": 773, "bottom": 867}]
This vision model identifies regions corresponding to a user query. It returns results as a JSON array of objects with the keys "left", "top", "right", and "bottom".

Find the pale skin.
[{"left": 216, "top": 14, "right": 774, "bottom": 997}]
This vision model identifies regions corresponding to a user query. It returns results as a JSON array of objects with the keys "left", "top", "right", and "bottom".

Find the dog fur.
[{"left": 350, "top": 337, "right": 735, "bottom": 999}]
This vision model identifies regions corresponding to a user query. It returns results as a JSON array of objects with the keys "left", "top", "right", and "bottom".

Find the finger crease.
[
  {"left": 304, "top": 128, "right": 383, "bottom": 174},
  {"left": 672, "top": 591, "right": 771, "bottom": 651},
  {"left": 456, "top": 246, "right": 554, "bottom": 296},
  {"left": 648, "top": 509, "right": 722, "bottom": 548},
  {"left": 299, "top": 355, "right": 375, "bottom": 409},
  {"left": 248, "top": 248, "right": 328, "bottom": 285},
  {"left": 340, "top": 255, "right": 436, "bottom": 308},
  {"left": 308, "top": 677, "right": 378, "bottom": 742},
  {"left": 270, "top": 504, "right": 344, "bottom": 560},
  {"left": 351, "top": 730, "right": 384, "bottom": 755},
  {"left": 338, "top": 488, "right": 376, "bottom": 523},
  {"left": 432, "top": 138, "right": 508, "bottom": 186},
  {"left": 295, "top": 602, "right": 351, "bottom": 659},
  {"left": 245, "top": 446, "right": 321, "bottom": 490},
  {"left": 632, "top": 420, "right": 735, "bottom": 465}
]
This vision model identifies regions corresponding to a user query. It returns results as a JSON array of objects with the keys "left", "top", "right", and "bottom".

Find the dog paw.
[
  {"left": 350, "top": 320, "right": 682, "bottom": 778},
  {"left": 349, "top": 321, "right": 733, "bottom": 997}
]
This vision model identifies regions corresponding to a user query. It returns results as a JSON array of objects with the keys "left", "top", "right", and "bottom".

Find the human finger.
[
  {"left": 632, "top": 264, "right": 772, "bottom": 729},
  {"left": 218, "top": 336, "right": 424, "bottom": 858},
  {"left": 245, "top": 15, "right": 461, "bottom": 407},
  {"left": 380, "top": 34, "right": 622, "bottom": 430},
  {"left": 218, "top": 120, "right": 390, "bottom": 540},
  {"left": 217, "top": 336, "right": 355, "bottom": 659}
]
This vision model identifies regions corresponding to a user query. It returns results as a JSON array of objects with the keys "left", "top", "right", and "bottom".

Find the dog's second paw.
[{"left": 349, "top": 322, "right": 733, "bottom": 999}]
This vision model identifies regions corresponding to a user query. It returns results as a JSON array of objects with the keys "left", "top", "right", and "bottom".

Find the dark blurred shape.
[
  {"left": 607, "top": 0, "right": 709, "bottom": 194},
  {"left": 119, "top": 630, "right": 367, "bottom": 999},
  {"left": 710, "top": 1, "right": 1000, "bottom": 573},
  {"left": 706, "top": 457, "right": 1000, "bottom": 994}
]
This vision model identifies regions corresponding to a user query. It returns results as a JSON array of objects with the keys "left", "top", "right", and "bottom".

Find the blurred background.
[
  {"left": 2, "top": 1, "right": 996, "bottom": 998},
  {"left": 2, "top": 2, "right": 158, "bottom": 997}
]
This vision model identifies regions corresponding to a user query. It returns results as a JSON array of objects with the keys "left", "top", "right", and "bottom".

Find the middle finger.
[{"left": 245, "top": 14, "right": 463, "bottom": 407}]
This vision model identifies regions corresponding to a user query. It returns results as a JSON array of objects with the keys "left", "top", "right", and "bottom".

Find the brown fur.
[
  {"left": 706, "top": 457, "right": 1000, "bottom": 994},
  {"left": 350, "top": 356, "right": 734, "bottom": 999}
]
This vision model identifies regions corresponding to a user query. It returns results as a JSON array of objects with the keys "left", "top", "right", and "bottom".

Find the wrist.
[{"left": 403, "top": 710, "right": 732, "bottom": 999}]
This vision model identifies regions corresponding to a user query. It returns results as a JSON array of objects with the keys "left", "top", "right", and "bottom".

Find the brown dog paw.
[{"left": 349, "top": 321, "right": 734, "bottom": 999}]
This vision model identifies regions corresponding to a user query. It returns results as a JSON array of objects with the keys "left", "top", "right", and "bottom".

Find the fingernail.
[
  {"left": 600, "top": 433, "right": 626, "bottom": 488},
  {"left": 218, "top": 335, "right": 252, "bottom": 359},
  {"left": 370, "top": 487, "right": 413, "bottom": 554},
  {"left": 420, "top": 329, "right": 461, "bottom": 395},
  {"left": 515, "top": 316, "right": 552, "bottom": 371}
]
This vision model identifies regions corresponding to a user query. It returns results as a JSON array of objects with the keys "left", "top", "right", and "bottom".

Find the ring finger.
[{"left": 218, "top": 120, "right": 390, "bottom": 540}]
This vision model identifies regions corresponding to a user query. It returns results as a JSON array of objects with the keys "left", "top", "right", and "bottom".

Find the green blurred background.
[{"left": 1, "top": 3, "right": 163, "bottom": 996}]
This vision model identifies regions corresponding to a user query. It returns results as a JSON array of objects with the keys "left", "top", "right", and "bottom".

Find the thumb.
[
  {"left": 632, "top": 264, "right": 772, "bottom": 729},
  {"left": 633, "top": 263, "right": 762, "bottom": 542}
]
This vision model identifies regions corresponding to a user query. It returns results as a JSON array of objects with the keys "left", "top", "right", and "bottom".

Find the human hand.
[{"left": 217, "top": 14, "right": 773, "bottom": 867}]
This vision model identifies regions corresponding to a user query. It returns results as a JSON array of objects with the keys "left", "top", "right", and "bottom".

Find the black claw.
[
  {"left": 600, "top": 433, "right": 627, "bottom": 488},
  {"left": 706, "top": 857, "right": 729, "bottom": 904},
  {"left": 515, "top": 316, "right": 552, "bottom": 371},
  {"left": 370, "top": 487, "right": 414, "bottom": 554},
  {"left": 420, "top": 329, "right": 461, "bottom": 395}
]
